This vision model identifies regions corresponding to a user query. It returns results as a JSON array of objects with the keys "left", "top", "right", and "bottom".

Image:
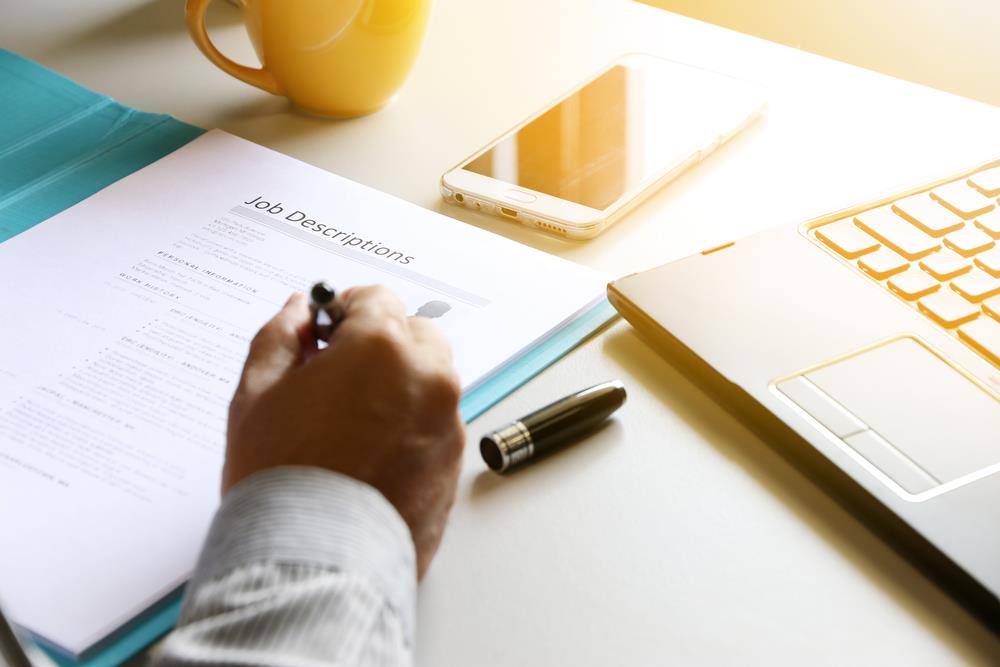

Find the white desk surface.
[{"left": 7, "top": 0, "right": 1000, "bottom": 663}]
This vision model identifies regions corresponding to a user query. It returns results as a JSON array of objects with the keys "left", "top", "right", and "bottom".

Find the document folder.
[{"left": 0, "top": 50, "right": 615, "bottom": 666}]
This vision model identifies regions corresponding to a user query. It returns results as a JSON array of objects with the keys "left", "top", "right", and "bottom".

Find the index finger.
[{"left": 237, "top": 292, "right": 315, "bottom": 400}]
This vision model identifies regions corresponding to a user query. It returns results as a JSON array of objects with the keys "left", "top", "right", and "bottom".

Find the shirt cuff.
[{"left": 188, "top": 466, "right": 417, "bottom": 641}]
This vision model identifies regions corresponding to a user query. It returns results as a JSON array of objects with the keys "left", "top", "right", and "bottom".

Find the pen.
[
  {"left": 480, "top": 380, "right": 626, "bottom": 473},
  {"left": 310, "top": 281, "right": 346, "bottom": 343}
]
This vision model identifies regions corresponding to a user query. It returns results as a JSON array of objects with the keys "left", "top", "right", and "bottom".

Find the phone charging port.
[{"left": 499, "top": 206, "right": 518, "bottom": 218}]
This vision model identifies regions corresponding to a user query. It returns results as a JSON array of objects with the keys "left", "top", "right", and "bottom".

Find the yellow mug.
[{"left": 185, "top": 0, "right": 433, "bottom": 117}]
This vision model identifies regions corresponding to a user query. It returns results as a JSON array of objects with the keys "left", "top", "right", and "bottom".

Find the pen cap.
[
  {"left": 519, "top": 380, "right": 626, "bottom": 449},
  {"left": 480, "top": 380, "right": 626, "bottom": 472}
]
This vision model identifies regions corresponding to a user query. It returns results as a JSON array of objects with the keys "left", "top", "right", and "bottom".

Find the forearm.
[{"left": 153, "top": 467, "right": 416, "bottom": 667}]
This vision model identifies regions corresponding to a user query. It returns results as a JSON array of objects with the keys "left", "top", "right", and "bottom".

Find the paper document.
[{"left": 0, "top": 131, "right": 608, "bottom": 656}]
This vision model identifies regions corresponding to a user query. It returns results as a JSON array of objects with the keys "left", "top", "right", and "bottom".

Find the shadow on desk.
[{"left": 601, "top": 325, "right": 1000, "bottom": 659}]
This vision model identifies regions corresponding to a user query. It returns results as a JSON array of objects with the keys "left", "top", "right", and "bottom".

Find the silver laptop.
[{"left": 609, "top": 160, "right": 1000, "bottom": 630}]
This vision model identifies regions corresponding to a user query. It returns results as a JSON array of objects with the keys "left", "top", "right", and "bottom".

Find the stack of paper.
[{"left": 0, "top": 131, "right": 611, "bottom": 659}]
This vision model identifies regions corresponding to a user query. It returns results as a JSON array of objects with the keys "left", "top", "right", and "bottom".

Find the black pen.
[
  {"left": 480, "top": 380, "right": 626, "bottom": 473},
  {"left": 310, "top": 281, "right": 346, "bottom": 343}
]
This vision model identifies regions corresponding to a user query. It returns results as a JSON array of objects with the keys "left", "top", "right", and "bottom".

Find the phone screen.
[{"left": 460, "top": 59, "right": 763, "bottom": 211}]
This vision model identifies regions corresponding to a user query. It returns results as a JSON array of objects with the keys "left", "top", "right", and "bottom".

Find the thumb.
[{"left": 237, "top": 292, "right": 315, "bottom": 400}]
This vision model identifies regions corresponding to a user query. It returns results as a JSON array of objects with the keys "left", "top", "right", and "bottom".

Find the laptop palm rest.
[{"left": 776, "top": 336, "right": 1000, "bottom": 498}]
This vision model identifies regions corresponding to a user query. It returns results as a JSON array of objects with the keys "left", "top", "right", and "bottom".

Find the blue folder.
[{"left": 0, "top": 50, "right": 616, "bottom": 666}]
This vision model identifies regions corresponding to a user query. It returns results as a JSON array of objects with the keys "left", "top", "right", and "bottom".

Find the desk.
[{"left": 6, "top": 0, "right": 1000, "bottom": 663}]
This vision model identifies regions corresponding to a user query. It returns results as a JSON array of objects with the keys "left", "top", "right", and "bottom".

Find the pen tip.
[{"left": 310, "top": 281, "right": 335, "bottom": 305}]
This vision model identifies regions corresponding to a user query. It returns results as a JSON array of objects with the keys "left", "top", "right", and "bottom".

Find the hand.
[{"left": 225, "top": 286, "right": 466, "bottom": 578}]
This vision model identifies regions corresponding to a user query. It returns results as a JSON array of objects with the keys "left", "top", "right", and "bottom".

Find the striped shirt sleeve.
[{"left": 152, "top": 466, "right": 416, "bottom": 667}]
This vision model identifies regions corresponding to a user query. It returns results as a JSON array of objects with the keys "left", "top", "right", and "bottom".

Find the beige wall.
[{"left": 641, "top": 0, "right": 1000, "bottom": 107}]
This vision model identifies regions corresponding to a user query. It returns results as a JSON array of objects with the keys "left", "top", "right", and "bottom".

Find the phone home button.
[{"left": 504, "top": 189, "right": 537, "bottom": 203}]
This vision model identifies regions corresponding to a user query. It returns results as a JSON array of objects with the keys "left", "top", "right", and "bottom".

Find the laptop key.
[
  {"left": 951, "top": 269, "right": 1000, "bottom": 302},
  {"left": 976, "top": 209, "right": 1000, "bottom": 238},
  {"left": 919, "top": 249, "right": 970, "bottom": 280},
  {"left": 858, "top": 247, "right": 908, "bottom": 279},
  {"left": 968, "top": 166, "right": 1000, "bottom": 197},
  {"left": 855, "top": 207, "right": 940, "bottom": 260},
  {"left": 944, "top": 226, "right": 995, "bottom": 257},
  {"left": 958, "top": 317, "right": 1000, "bottom": 366},
  {"left": 887, "top": 268, "right": 939, "bottom": 300},
  {"left": 918, "top": 290, "right": 980, "bottom": 327},
  {"left": 974, "top": 248, "right": 1000, "bottom": 277},
  {"left": 815, "top": 219, "right": 879, "bottom": 259},
  {"left": 931, "top": 180, "right": 996, "bottom": 219},
  {"left": 893, "top": 194, "right": 964, "bottom": 236},
  {"left": 985, "top": 295, "right": 1000, "bottom": 322}
]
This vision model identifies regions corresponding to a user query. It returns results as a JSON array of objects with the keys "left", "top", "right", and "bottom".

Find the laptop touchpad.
[{"left": 776, "top": 336, "right": 1000, "bottom": 497}]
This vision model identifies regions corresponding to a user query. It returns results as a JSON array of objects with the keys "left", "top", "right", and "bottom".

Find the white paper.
[{"left": 0, "top": 131, "right": 608, "bottom": 655}]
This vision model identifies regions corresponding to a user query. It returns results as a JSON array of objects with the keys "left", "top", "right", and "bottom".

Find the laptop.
[{"left": 609, "top": 160, "right": 1000, "bottom": 631}]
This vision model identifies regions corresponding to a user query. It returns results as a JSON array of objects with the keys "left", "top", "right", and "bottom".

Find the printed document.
[{"left": 0, "top": 131, "right": 608, "bottom": 656}]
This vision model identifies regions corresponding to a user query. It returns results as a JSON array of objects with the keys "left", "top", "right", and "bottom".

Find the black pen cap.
[{"left": 480, "top": 380, "right": 626, "bottom": 473}]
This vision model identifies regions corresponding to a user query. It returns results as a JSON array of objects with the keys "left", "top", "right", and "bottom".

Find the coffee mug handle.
[{"left": 185, "top": 0, "right": 280, "bottom": 94}]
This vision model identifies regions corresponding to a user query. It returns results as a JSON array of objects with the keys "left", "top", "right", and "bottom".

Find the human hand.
[{"left": 225, "top": 286, "right": 466, "bottom": 578}]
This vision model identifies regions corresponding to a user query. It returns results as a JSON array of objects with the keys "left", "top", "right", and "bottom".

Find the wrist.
[{"left": 193, "top": 465, "right": 417, "bottom": 641}]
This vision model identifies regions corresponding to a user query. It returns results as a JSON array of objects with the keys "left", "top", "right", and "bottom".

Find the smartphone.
[{"left": 441, "top": 54, "right": 766, "bottom": 240}]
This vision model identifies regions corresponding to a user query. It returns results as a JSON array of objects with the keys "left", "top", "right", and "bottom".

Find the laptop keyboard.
[{"left": 810, "top": 163, "right": 1000, "bottom": 369}]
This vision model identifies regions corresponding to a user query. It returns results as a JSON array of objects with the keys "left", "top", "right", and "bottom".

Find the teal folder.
[{"left": 0, "top": 50, "right": 616, "bottom": 666}]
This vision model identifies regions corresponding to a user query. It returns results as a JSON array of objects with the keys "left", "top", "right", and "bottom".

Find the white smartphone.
[{"left": 441, "top": 54, "right": 766, "bottom": 240}]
